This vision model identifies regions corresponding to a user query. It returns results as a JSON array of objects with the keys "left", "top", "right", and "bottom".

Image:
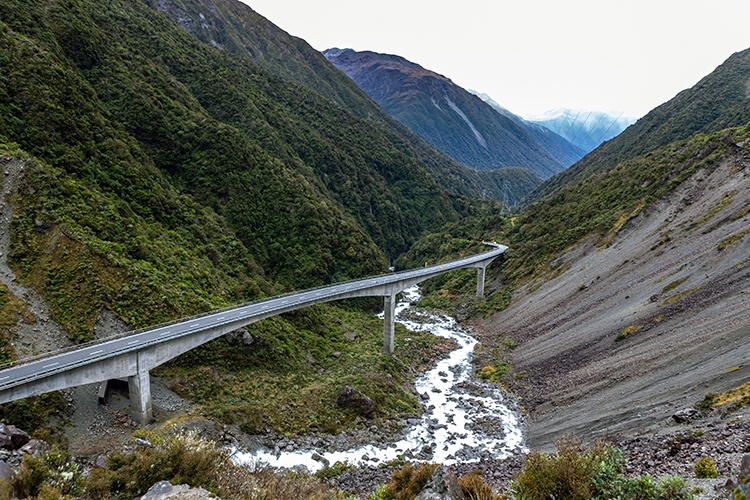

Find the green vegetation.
[
  {"left": 511, "top": 437, "right": 693, "bottom": 500},
  {"left": 662, "top": 277, "right": 689, "bottom": 294},
  {"left": 0, "top": 283, "right": 22, "bottom": 363},
  {"left": 717, "top": 227, "right": 750, "bottom": 251},
  {"left": 0, "top": 430, "right": 334, "bottom": 500},
  {"left": 0, "top": 0, "right": 514, "bottom": 446},
  {"left": 156, "top": 303, "right": 445, "bottom": 434},
  {"left": 478, "top": 360, "right": 512, "bottom": 384},
  {"left": 693, "top": 456, "right": 719, "bottom": 479}
]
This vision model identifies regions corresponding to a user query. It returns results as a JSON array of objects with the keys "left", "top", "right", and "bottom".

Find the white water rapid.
[{"left": 234, "top": 286, "right": 524, "bottom": 471}]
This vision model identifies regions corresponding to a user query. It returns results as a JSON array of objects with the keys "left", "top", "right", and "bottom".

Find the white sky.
[{"left": 239, "top": 0, "right": 750, "bottom": 119}]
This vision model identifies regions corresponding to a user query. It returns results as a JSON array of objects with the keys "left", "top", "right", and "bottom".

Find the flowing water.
[{"left": 234, "top": 286, "right": 524, "bottom": 471}]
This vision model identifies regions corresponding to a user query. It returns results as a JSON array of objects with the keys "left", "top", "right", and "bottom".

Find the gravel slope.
[{"left": 480, "top": 152, "right": 750, "bottom": 450}]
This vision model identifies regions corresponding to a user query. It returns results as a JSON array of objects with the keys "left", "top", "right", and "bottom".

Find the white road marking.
[
  {"left": 89, "top": 350, "right": 103, "bottom": 356},
  {"left": 0, "top": 376, "right": 8, "bottom": 381},
  {"left": 43, "top": 362, "right": 59, "bottom": 369},
  {"left": 128, "top": 340, "right": 140, "bottom": 345}
]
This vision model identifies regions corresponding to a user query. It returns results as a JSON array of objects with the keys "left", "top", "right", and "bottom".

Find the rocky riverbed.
[
  {"left": 330, "top": 406, "right": 750, "bottom": 499},
  {"left": 234, "top": 287, "right": 524, "bottom": 471}
]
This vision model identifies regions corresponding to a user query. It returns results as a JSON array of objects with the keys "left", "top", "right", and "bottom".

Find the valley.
[{"left": 1, "top": 0, "right": 750, "bottom": 499}]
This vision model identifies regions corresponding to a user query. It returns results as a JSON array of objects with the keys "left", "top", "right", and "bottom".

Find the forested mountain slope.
[
  {"left": 143, "top": 0, "right": 520, "bottom": 203},
  {"left": 0, "top": 0, "right": 488, "bottom": 436},
  {"left": 324, "top": 48, "right": 574, "bottom": 179}
]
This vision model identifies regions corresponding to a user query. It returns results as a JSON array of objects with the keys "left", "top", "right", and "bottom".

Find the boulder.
[
  {"left": 0, "top": 460, "right": 15, "bottom": 483},
  {"left": 20, "top": 439, "right": 51, "bottom": 459},
  {"left": 336, "top": 386, "right": 375, "bottom": 419},
  {"left": 414, "top": 465, "right": 465, "bottom": 500},
  {"left": 0, "top": 424, "right": 30, "bottom": 450},
  {"left": 139, "top": 480, "right": 220, "bottom": 500},
  {"left": 224, "top": 328, "right": 254, "bottom": 347},
  {"left": 672, "top": 408, "right": 700, "bottom": 423}
]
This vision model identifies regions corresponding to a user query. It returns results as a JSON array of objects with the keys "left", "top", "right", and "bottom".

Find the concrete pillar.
[
  {"left": 476, "top": 266, "right": 486, "bottom": 298},
  {"left": 128, "top": 369, "right": 152, "bottom": 425},
  {"left": 383, "top": 293, "right": 396, "bottom": 355}
]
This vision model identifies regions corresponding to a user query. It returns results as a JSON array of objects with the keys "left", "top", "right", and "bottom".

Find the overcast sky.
[{"left": 240, "top": 0, "right": 750, "bottom": 119}]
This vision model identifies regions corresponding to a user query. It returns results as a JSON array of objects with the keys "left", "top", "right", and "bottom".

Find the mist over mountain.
[
  {"left": 529, "top": 47, "right": 750, "bottom": 203},
  {"left": 323, "top": 48, "right": 584, "bottom": 180},
  {"left": 523, "top": 109, "right": 635, "bottom": 153},
  {"left": 471, "top": 92, "right": 587, "bottom": 167}
]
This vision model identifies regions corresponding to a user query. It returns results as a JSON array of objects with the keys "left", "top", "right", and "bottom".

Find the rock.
[
  {"left": 672, "top": 408, "right": 700, "bottom": 423},
  {"left": 0, "top": 461, "right": 15, "bottom": 483},
  {"left": 139, "top": 480, "right": 220, "bottom": 500},
  {"left": 344, "top": 332, "right": 359, "bottom": 341},
  {"left": 224, "top": 328, "right": 254, "bottom": 347},
  {"left": 311, "top": 452, "right": 329, "bottom": 467},
  {"left": 20, "top": 439, "right": 51, "bottom": 458},
  {"left": 414, "top": 465, "right": 465, "bottom": 500},
  {"left": 91, "top": 454, "right": 109, "bottom": 469},
  {"left": 0, "top": 424, "right": 30, "bottom": 450},
  {"left": 134, "top": 437, "right": 155, "bottom": 448},
  {"left": 336, "top": 386, "right": 375, "bottom": 419},
  {"left": 306, "top": 351, "right": 316, "bottom": 364}
]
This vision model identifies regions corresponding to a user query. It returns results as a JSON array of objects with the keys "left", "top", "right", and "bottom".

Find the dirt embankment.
[{"left": 479, "top": 152, "right": 750, "bottom": 450}]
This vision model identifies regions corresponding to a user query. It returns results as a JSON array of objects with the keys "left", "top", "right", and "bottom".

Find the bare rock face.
[
  {"left": 414, "top": 465, "right": 465, "bottom": 500},
  {"left": 336, "top": 386, "right": 375, "bottom": 419}
]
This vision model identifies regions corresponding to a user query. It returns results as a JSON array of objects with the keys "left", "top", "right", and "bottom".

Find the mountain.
[
  {"left": 323, "top": 48, "right": 583, "bottom": 179},
  {"left": 523, "top": 108, "right": 635, "bottom": 153},
  {"left": 0, "top": 0, "right": 518, "bottom": 441},
  {"left": 397, "top": 45, "right": 750, "bottom": 448},
  {"left": 140, "top": 0, "right": 526, "bottom": 205},
  {"left": 529, "top": 47, "right": 750, "bottom": 202},
  {"left": 472, "top": 92, "right": 587, "bottom": 168}
]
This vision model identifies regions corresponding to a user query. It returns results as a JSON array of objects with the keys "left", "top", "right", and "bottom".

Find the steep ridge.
[
  {"left": 141, "top": 0, "right": 517, "bottom": 203},
  {"left": 530, "top": 47, "right": 750, "bottom": 202},
  {"left": 324, "top": 48, "right": 577, "bottom": 179}
]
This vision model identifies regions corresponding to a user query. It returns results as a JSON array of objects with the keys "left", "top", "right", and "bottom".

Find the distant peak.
[{"left": 322, "top": 47, "right": 350, "bottom": 60}]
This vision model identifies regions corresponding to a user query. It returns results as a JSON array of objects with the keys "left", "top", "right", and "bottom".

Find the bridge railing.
[{"left": 0, "top": 243, "right": 504, "bottom": 370}]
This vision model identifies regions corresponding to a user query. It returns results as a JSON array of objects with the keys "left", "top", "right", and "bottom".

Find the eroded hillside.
[{"left": 481, "top": 136, "right": 750, "bottom": 448}]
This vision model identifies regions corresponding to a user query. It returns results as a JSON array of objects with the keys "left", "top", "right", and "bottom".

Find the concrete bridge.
[{"left": 0, "top": 243, "right": 506, "bottom": 424}]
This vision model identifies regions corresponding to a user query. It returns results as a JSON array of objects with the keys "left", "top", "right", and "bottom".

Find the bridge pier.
[
  {"left": 476, "top": 265, "right": 486, "bottom": 298},
  {"left": 383, "top": 293, "right": 396, "bottom": 355},
  {"left": 128, "top": 369, "right": 152, "bottom": 425}
]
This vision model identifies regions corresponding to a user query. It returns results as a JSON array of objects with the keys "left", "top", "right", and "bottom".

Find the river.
[{"left": 233, "top": 286, "right": 524, "bottom": 471}]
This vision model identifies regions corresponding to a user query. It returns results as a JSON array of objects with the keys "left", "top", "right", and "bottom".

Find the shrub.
[
  {"left": 85, "top": 431, "right": 223, "bottom": 498},
  {"left": 512, "top": 436, "right": 619, "bottom": 500},
  {"left": 656, "top": 476, "right": 693, "bottom": 499},
  {"left": 694, "top": 456, "right": 719, "bottom": 478},
  {"left": 459, "top": 471, "right": 504, "bottom": 500},
  {"left": 511, "top": 436, "right": 694, "bottom": 500},
  {"left": 384, "top": 463, "right": 439, "bottom": 500}
]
